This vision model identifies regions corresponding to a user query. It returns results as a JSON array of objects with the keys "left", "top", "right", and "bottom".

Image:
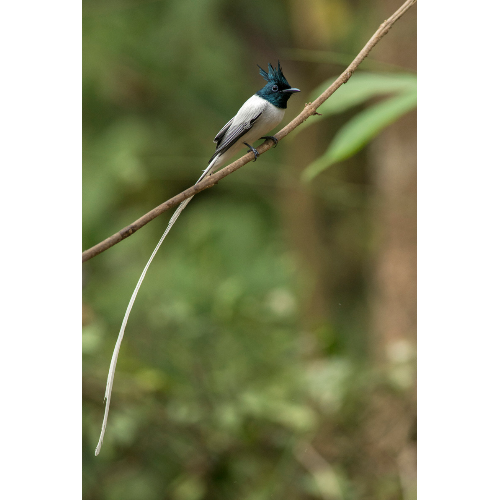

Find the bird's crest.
[{"left": 258, "top": 61, "right": 290, "bottom": 87}]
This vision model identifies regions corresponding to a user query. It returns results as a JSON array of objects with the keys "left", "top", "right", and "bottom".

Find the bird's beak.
[{"left": 282, "top": 88, "right": 300, "bottom": 93}]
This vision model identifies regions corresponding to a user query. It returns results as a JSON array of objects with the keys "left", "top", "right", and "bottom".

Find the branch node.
[
  {"left": 120, "top": 227, "right": 134, "bottom": 237},
  {"left": 304, "top": 102, "right": 321, "bottom": 115}
]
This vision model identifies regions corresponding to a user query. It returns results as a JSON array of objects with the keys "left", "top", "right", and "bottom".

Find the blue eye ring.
[{"left": 272, "top": 85, "right": 279, "bottom": 92}]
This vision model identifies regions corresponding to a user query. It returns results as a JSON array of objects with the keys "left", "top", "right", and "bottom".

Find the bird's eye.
[{"left": 272, "top": 85, "right": 279, "bottom": 92}]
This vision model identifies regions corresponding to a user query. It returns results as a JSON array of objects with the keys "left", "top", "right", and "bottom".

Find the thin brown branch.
[{"left": 82, "top": 0, "right": 416, "bottom": 263}]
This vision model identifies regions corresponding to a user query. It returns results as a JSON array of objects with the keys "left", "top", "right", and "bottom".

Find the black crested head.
[
  {"left": 258, "top": 61, "right": 290, "bottom": 87},
  {"left": 256, "top": 61, "right": 300, "bottom": 109}
]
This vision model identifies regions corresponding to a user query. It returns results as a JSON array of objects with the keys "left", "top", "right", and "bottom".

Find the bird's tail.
[{"left": 95, "top": 155, "right": 220, "bottom": 456}]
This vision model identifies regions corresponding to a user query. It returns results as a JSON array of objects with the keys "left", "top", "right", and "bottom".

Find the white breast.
[{"left": 238, "top": 95, "right": 285, "bottom": 143}]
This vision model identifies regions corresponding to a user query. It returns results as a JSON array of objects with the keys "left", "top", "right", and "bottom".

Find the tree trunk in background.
[
  {"left": 367, "top": 1, "right": 417, "bottom": 498},
  {"left": 282, "top": 1, "right": 418, "bottom": 497}
]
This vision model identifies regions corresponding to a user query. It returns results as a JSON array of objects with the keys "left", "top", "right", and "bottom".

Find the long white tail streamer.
[{"left": 95, "top": 159, "right": 218, "bottom": 456}]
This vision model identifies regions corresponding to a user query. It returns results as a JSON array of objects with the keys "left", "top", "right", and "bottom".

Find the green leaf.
[
  {"left": 302, "top": 88, "right": 417, "bottom": 182},
  {"left": 299, "top": 72, "right": 416, "bottom": 132}
]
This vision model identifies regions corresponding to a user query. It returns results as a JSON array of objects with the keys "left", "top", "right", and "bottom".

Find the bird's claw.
[
  {"left": 260, "top": 136, "right": 278, "bottom": 148},
  {"left": 244, "top": 142, "right": 259, "bottom": 162}
]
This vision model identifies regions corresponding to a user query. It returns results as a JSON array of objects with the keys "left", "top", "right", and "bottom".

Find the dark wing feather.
[
  {"left": 208, "top": 111, "right": 263, "bottom": 164},
  {"left": 213, "top": 118, "right": 234, "bottom": 147}
]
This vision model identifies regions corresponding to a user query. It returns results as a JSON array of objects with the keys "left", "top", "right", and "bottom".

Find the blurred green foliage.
[
  {"left": 83, "top": 1, "right": 416, "bottom": 499},
  {"left": 302, "top": 72, "right": 417, "bottom": 181}
]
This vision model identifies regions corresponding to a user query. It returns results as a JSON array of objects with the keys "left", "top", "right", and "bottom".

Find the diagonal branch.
[{"left": 82, "top": 0, "right": 416, "bottom": 263}]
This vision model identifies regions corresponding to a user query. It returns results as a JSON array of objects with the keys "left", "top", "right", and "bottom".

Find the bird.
[{"left": 95, "top": 62, "right": 300, "bottom": 455}]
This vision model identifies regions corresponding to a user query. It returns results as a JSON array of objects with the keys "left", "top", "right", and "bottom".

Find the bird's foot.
[
  {"left": 260, "top": 136, "right": 278, "bottom": 148},
  {"left": 244, "top": 142, "right": 259, "bottom": 162}
]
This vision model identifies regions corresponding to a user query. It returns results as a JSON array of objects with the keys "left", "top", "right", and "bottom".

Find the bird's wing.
[
  {"left": 213, "top": 118, "right": 234, "bottom": 147},
  {"left": 209, "top": 110, "right": 263, "bottom": 163}
]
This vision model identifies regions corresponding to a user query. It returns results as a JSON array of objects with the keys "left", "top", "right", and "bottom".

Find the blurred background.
[{"left": 82, "top": 0, "right": 416, "bottom": 498}]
